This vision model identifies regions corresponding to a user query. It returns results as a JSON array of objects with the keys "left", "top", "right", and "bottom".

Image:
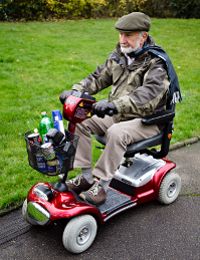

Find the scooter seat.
[{"left": 95, "top": 133, "right": 163, "bottom": 158}]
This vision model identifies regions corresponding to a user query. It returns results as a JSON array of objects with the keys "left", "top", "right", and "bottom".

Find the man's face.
[{"left": 119, "top": 31, "right": 147, "bottom": 54}]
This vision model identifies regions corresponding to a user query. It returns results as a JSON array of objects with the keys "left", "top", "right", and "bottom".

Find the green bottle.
[{"left": 39, "top": 111, "right": 53, "bottom": 143}]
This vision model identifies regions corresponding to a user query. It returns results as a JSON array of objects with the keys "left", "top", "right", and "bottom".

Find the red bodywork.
[
  {"left": 27, "top": 159, "right": 175, "bottom": 225},
  {"left": 27, "top": 183, "right": 103, "bottom": 223},
  {"left": 133, "top": 158, "right": 175, "bottom": 205},
  {"left": 62, "top": 95, "right": 95, "bottom": 133}
]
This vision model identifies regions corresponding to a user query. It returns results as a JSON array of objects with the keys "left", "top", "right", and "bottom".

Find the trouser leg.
[
  {"left": 93, "top": 118, "right": 160, "bottom": 181},
  {"left": 73, "top": 115, "right": 115, "bottom": 168}
]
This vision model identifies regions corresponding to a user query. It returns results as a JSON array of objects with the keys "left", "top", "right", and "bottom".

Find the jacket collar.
[{"left": 112, "top": 35, "right": 155, "bottom": 69}]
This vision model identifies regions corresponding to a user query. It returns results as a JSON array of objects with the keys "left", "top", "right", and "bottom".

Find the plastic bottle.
[
  {"left": 39, "top": 111, "right": 53, "bottom": 143},
  {"left": 52, "top": 110, "right": 65, "bottom": 136}
]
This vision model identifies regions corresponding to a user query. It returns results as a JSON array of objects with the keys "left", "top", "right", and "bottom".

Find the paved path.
[{"left": 1, "top": 142, "right": 200, "bottom": 260}]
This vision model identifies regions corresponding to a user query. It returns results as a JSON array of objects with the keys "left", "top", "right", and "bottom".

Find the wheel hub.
[
  {"left": 167, "top": 181, "right": 177, "bottom": 198},
  {"left": 77, "top": 225, "right": 91, "bottom": 245}
]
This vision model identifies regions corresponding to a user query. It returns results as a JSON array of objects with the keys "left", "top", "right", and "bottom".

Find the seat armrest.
[{"left": 141, "top": 110, "right": 175, "bottom": 126}]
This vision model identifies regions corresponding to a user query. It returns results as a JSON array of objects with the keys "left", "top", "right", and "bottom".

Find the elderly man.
[{"left": 60, "top": 12, "right": 179, "bottom": 206}]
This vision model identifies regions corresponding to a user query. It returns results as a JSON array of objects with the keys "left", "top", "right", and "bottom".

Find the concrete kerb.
[
  {"left": 0, "top": 136, "right": 200, "bottom": 217},
  {"left": 169, "top": 136, "right": 200, "bottom": 150}
]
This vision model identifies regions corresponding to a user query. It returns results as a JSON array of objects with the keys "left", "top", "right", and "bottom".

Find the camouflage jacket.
[{"left": 72, "top": 35, "right": 170, "bottom": 122}]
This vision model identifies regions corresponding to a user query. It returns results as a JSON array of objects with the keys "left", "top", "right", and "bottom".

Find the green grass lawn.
[{"left": 0, "top": 18, "right": 200, "bottom": 210}]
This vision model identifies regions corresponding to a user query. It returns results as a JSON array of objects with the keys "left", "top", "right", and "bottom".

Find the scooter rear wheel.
[
  {"left": 158, "top": 171, "right": 181, "bottom": 205},
  {"left": 62, "top": 214, "right": 97, "bottom": 254}
]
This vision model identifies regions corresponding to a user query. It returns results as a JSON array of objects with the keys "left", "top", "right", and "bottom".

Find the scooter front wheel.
[
  {"left": 158, "top": 171, "right": 181, "bottom": 205},
  {"left": 62, "top": 214, "right": 97, "bottom": 254}
]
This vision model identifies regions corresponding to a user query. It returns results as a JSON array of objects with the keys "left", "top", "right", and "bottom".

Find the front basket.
[{"left": 24, "top": 130, "right": 79, "bottom": 176}]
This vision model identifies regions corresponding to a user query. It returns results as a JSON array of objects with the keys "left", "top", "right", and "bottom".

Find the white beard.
[
  {"left": 120, "top": 37, "right": 141, "bottom": 54},
  {"left": 120, "top": 45, "right": 136, "bottom": 54}
]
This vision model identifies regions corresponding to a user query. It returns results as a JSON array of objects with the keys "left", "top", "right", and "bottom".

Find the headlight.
[
  {"left": 33, "top": 184, "right": 53, "bottom": 201},
  {"left": 27, "top": 202, "right": 51, "bottom": 226}
]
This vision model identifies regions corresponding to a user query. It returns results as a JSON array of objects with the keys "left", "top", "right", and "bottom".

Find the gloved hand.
[
  {"left": 59, "top": 90, "right": 74, "bottom": 104},
  {"left": 92, "top": 100, "right": 118, "bottom": 118}
]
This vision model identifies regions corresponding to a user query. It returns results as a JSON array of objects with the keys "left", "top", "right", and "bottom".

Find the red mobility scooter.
[{"left": 23, "top": 91, "right": 181, "bottom": 254}]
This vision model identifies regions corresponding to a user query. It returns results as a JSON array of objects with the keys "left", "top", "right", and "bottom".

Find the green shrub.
[
  {"left": 0, "top": 0, "right": 52, "bottom": 21},
  {"left": 98, "top": 0, "right": 148, "bottom": 18},
  {"left": 169, "top": 0, "right": 200, "bottom": 18},
  {"left": 0, "top": 0, "right": 107, "bottom": 21},
  {"left": 0, "top": 0, "right": 149, "bottom": 21},
  {"left": 142, "top": 0, "right": 200, "bottom": 18},
  {"left": 141, "top": 0, "right": 172, "bottom": 18},
  {"left": 0, "top": 0, "right": 200, "bottom": 21}
]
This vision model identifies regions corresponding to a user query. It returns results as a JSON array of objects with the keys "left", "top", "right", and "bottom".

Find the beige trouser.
[{"left": 74, "top": 115, "right": 160, "bottom": 181}]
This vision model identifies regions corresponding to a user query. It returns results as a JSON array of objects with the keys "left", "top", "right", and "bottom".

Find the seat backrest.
[{"left": 139, "top": 101, "right": 175, "bottom": 159}]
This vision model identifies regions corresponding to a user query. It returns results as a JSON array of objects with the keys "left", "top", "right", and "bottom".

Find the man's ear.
[{"left": 141, "top": 32, "right": 148, "bottom": 45}]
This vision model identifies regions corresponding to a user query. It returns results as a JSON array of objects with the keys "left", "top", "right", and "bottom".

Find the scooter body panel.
[
  {"left": 110, "top": 154, "right": 176, "bottom": 204},
  {"left": 26, "top": 156, "right": 175, "bottom": 226},
  {"left": 27, "top": 183, "right": 103, "bottom": 226},
  {"left": 113, "top": 154, "right": 166, "bottom": 188}
]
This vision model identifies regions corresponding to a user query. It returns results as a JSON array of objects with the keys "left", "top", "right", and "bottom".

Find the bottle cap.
[{"left": 41, "top": 111, "right": 47, "bottom": 116}]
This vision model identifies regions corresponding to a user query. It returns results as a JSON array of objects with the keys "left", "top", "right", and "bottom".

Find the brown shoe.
[
  {"left": 66, "top": 174, "right": 94, "bottom": 194},
  {"left": 79, "top": 182, "right": 107, "bottom": 206}
]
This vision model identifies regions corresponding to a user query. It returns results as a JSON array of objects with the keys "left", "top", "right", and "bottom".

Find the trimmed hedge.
[{"left": 0, "top": 0, "right": 200, "bottom": 21}]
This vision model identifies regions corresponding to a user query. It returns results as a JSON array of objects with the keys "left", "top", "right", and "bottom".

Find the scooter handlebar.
[{"left": 91, "top": 109, "right": 114, "bottom": 118}]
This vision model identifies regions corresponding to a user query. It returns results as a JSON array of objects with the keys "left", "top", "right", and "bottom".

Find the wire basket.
[{"left": 24, "top": 130, "right": 79, "bottom": 176}]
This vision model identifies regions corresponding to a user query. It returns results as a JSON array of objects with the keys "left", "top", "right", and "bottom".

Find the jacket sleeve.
[
  {"left": 71, "top": 58, "right": 113, "bottom": 95},
  {"left": 113, "top": 58, "right": 170, "bottom": 118}
]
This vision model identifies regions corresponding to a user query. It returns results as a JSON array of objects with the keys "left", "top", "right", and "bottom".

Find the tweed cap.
[{"left": 115, "top": 12, "right": 151, "bottom": 32}]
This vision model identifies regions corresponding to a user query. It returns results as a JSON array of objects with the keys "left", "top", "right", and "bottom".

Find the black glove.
[
  {"left": 59, "top": 90, "right": 74, "bottom": 104},
  {"left": 92, "top": 100, "right": 118, "bottom": 118}
]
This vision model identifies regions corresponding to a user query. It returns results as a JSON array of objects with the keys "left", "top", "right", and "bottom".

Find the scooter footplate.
[{"left": 99, "top": 188, "right": 132, "bottom": 215}]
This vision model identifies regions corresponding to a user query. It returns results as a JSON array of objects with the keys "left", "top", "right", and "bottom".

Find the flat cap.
[{"left": 115, "top": 12, "right": 151, "bottom": 32}]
